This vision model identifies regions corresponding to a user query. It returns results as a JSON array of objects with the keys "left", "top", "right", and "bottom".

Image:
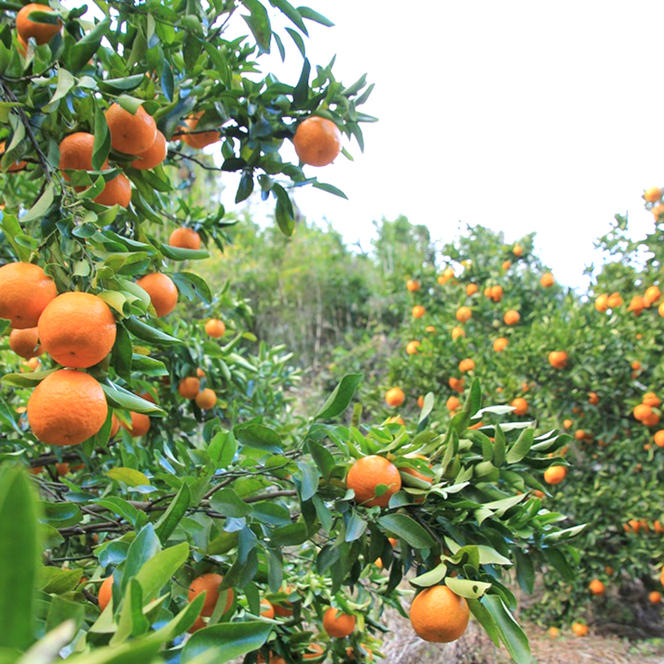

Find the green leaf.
[
  {"left": 505, "top": 428, "right": 534, "bottom": 464},
  {"left": 135, "top": 542, "right": 189, "bottom": 603},
  {"left": 445, "top": 577, "right": 492, "bottom": 599},
  {"left": 235, "top": 171, "right": 254, "bottom": 203},
  {"left": 315, "top": 373, "right": 362, "bottom": 420},
  {"left": 21, "top": 182, "right": 54, "bottom": 223},
  {"left": 0, "top": 465, "right": 40, "bottom": 650},
  {"left": 312, "top": 181, "right": 348, "bottom": 198},
  {"left": 124, "top": 525, "right": 161, "bottom": 589},
  {"left": 410, "top": 562, "right": 447, "bottom": 588},
  {"left": 38, "top": 566, "right": 82, "bottom": 594},
  {"left": 124, "top": 316, "right": 182, "bottom": 346},
  {"left": 44, "top": 68, "right": 75, "bottom": 111},
  {"left": 155, "top": 484, "right": 191, "bottom": 542},
  {"left": 240, "top": 0, "right": 272, "bottom": 53},
  {"left": 235, "top": 423, "right": 282, "bottom": 452},
  {"left": 69, "top": 18, "right": 111, "bottom": 72},
  {"left": 93, "top": 106, "right": 111, "bottom": 171},
  {"left": 209, "top": 430, "right": 237, "bottom": 469},
  {"left": 377, "top": 514, "right": 435, "bottom": 549},
  {"left": 182, "top": 621, "right": 272, "bottom": 663},
  {"left": 514, "top": 549, "right": 535, "bottom": 594},
  {"left": 171, "top": 272, "right": 212, "bottom": 304},
  {"left": 292, "top": 57, "right": 310, "bottom": 107},
  {"left": 160, "top": 244, "right": 209, "bottom": 261},
  {"left": 296, "top": 6, "right": 334, "bottom": 26},
  {"left": 481, "top": 595, "right": 531, "bottom": 664},
  {"left": 106, "top": 467, "right": 151, "bottom": 487},
  {"left": 46, "top": 596, "right": 85, "bottom": 634},
  {"left": 210, "top": 489, "right": 251, "bottom": 518},
  {"left": 102, "top": 382, "right": 164, "bottom": 414}
]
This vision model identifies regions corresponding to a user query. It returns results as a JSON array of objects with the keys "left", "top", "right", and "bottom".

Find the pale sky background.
[
  {"left": 232, "top": 0, "right": 663, "bottom": 288},
  {"left": 71, "top": 1, "right": 664, "bottom": 288}
]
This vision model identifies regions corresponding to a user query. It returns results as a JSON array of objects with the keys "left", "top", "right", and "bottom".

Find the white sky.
[{"left": 238, "top": 0, "right": 663, "bottom": 288}]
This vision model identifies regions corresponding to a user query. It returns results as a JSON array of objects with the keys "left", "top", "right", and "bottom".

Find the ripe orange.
[
  {"left": 105, "top": 103, "right": 157, "bottom": 155},
  {"left": 595, "top": 294, "right": 609, "bottom": 312},
  {"left": 588, "top": 392, "right": 599, "bottom": 405},
  {"left": 511, "top": 397, "right": 528, "bottom": 416},
  {"left": 273, "top": 586, "right": 294, "bottom": 617},
  {"left": 540, "top": 272, "right": 554, "bottom": 287},
  {"left": 449, "top": 377, "right": 464, "bottom": 393},
  {"left": 322, "top": 607, "right": 356, "bottom": 637},
  {"left": 59, "top": 133, "right": 106, "bottom": 179},
  {"left": 0, "top": 141, "right": 26, "bottom": 171},
  {"left": 205, "top": 318, "right": 226, "bottom": 338},
  {"left": 652, "top": 204, "right": 664, "bottom": 219},
  {"left": 386, "top": 416, "right": 405, "bottom": 426},
  {"left": 458, "top": 358, "right": 475, "bottom": 373},
  {"left": 607, "top": 292, "right": 622, "bottom": 308},
  {"left": 385, "top": 387, "right": 405, "bottom": 407},
  {"left": 502, "top": 260, "right": 511, "bottom": 271},
  {"left": 643, "top": 412, "right": 661, "bottom": 427},
  {"left": 406, "top": 278, "right": 420, "bottom": 292},
  {"left": 634, "top": 403, "right": 652, "bottom": 422},
  {"left": 493, "top": 337, "right": 508, "bottom": 352},
  {"left": 631, "top": 360, "right": 642, "bottom": 371},
  {"left": 257, "top": 654, "right": 285, "bottom": 664},
  {"left": 38, "top": 292, "right": 116, "bottom": 368},
  {"left": 504, "top": 309, "right": 520, "bottom": 326},
  {"left": 188, "top": 573, "right": 233, "bottom": 616},
  {"left": 169, "top": 227, "right": 201, "bottom": 250},
  {"left": 451, "top": 326, "right": 465, "bottom": 340},
  {"left": 98, "top": 575, "right": 113, "bottom": 611},
  {"left": 412, "top": 305, "right": 425, "bottom": 318},
  {"left": 195, "top": 388, "right": 216, "bottom": 410},
  {"left": 178, "top": 377, "right": 200, "bottom": 399},
  {"left": 490, "top": 285, "right": 503, "bottom": 302},
  {"left": 9, "top": 327, "right": 41, "bottom": 359},
  {"left": 409, "top": 586, "right": 469, "bottom": 643},
  {"left": 181, "top": 111, "right": 221, "bottom": 149},
  {"left": 544, "top": 465, "right": 566, "bottom": 485},
  {"left": 654, "top": 430, "right": 664, "bottom": 447},
  {"left": 16, "top": 3, "right": 61, "bottom": 45},
  {"left": 627, "top": 295, "right": 645, "bottom": 315},
  {"left": 649, "top": 591, "right": 662, "bottom": 604},
  {"left": 345, "top": 644, "right": 373, "bottom": 661},
  {"left": 466, "top": 283, "right": 478, "bottom": 296},
  {"left": 302, "top": 644, "right": 325, "bottom": 661},
  {"left": 605, "top": 566, "right": 614, "bottom": 575},
  {"left": 563, "top": 419, "right": 572, "bottom": 429},
  {"left": 456, "top": 306, "right": 471, "bottom": 323},
  {"left": 659, "top": 301, "right": 664, "bottom": 317},
  {"left": 589, "top": 579, "right": 605, "bottom": 595},
  {"left": 425, "top": 325, "right": 436, "bottom": 333},
  {"left": 644, "top": 285, "right": 661, "bottom": 306},
  {"left": 0, "top": 262, "right": 57, "bottom": 329},
  {"left": 574, "top": 429, "right": 586, "bottom": 441},
  {"left": 644, "top": 186, "right": 662, "bottom": 203},
  {"left": 130, "top": 130, "right": 167, "bottom": 170},
  {"left": 110, "top": 414, "right": 120, "bottom": 438},
  {"left": 260, "top": 598, "right": 275, "bottom": 619},
  {"left": 293, "top": 117, "right": 341, "bottom": 167},
  {"left": 122, "top": 411, "right": 150, "bottom": 437},
  {"left": 643, "top": 392, "right": 661, "bottom": 407},
  {"left": 137, "top": 273, "right": 178, "bottom": 317},
  {"left": 94, "top": 173, "right": 132, "bottom": 207},
  {"left": 346, "top": 455, "right": 401, "bottom": 507},
  {"left": 548, "top": 351, "right": 568, "bottom": 369},
  {"left": 28, "top": 369, "right": 108, "bottom": 446},
  {"left": 406, "top": 340, "right": 421, "bottom": 355},
  {"left": 24, "top": 357, "right": 40, "bottom": 371},
  {"left": 547, "top": 627, "right": 560, "bottom": 638},
  {"left": 446, "top": 396, "right": 460, "bottom": 411},
  {"left": 513, "top": 243, "right": 523, "bottom": 257},
  {"left": 571, "top": 622, "right": 588, "bottom": 637}
]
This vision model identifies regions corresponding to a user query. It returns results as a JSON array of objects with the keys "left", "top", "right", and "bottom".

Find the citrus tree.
[
  {"left": 0, "top": 3, "right": 578, "bottom": 663},
  {"left": 382, "top": 217, "right": 664, "bottom": 635}
]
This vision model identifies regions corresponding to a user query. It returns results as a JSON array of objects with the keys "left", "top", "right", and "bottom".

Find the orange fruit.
[
  {"left": 346, "top": 455, "right": 401, "bottom": 507},
  {"left": 122, "top": 412, "right": 150, "bottom": 437},
  {"left": 293, "top": 117, "right": 341, "bottom": 167},
  {"left": 169, "top": 227, "right": 201, "bottom": 250},
  {"left": 589, "top": 579, "right": 605, "bottom": 595},
  {"left": 0, "top": 262, "right": 57, "bottom": 329},
  {"left": 644, "top": 285, "right": 661, "bottom": 306},
  {"left": 196, "top": 368, "right": 205, "bottom": 378},
  {"left": 137, "top": 273, "right": 178, "bottom": 317},
  {"left": 406, "top": 279, "right": 420, "bottom": 292},
  {"left": 425, "top": 325, "right": 436, "bottom": 332},
  {"left": 16, "top": 3, "right": 61, "bottom": 45},
  {"left": 130, "top": 130, "right": 167, "bottom": 170},
  {"left": 260, "top": 598, "right": 275, "bottom": 619},
  {"left": 205, "top": 318, "right": 226, "bottom": 338},
  {"left": 412, "top": 305, "right": 425, "bottom": 318},
  {"left": 607, "top": 292, "right": 622, "bottom": 308},
  {"left": 386, "top": 416, "right": 405, "bottom": 426},
  {"left": 563, "top": 419, "right": 572, "bottom": 429},
  {"left": 504, "top": 309, "right": 520, "bottom": 326},
  {"left": 110, "top": 414, "right": 120, "bottom": 438},
  {"left": 178, "top": 377, "right": 200, "bottom": 400},
  {"left": 548, "top": 351, "right": 568, "bottom": 369},
  {"left": 105, "top": 103, "right": 157, "bottom": 155},
  {"left": 195, "top": 388, "right": 216, "bottom": 410},
  {"left": 9, "top": 327, "right": 41, "bottom": 359},
  {"left": 466, "top": 283, "right": 478, "bottom": 296},
  {"left": 59, "top": 133, "right": 107, "bottom": 180},
  {"left": 38, "top": 292, "right": 116, "bottom": 368},
  {"left": 493, "top": 337, "right": 508, "bottom": 352},
  {"left": 302, "top": 644, "right": 325, "bottom": 661},
  {"left": 273, "top": 586, "right": 294, "bottom": 617},
  {"left": 416, "top": 395, "right": 425, "bottom": 409},
  {"left": 547, "top": 627, "right": 560, "bottom": 638},
  {"left": 24, "top": 357, "right": 40, "bottom": 371},
  {"left": 588, "top": 392, "right": 599, "bottom": 405},
  {"left": 188, "top": 573, "right": 233, "bottom": 617},
  {"left": 490, "top": 285, "right": 503, "bottom": 302},
  {"left": 345, "top": 644, "right": 373, "bottom": 661},
  {"left": 654, "top": 430, "right": 664, "bottom": 447},
  {"left": 257, "top": 654, "right": 285, "bottom": 664},
  {"left": 631, "top": 360, "right": 642, "bottom": 371},
  {"left": 574, "top": 429, "right": 586, "bottom": 441},
  {"left": 502, "top": 260, "right": 511, "bottom": 271},
  {"left": 627, "top": 295, "right": 645, "bottom": 315},
  {"left": 571, "top": 622, "right": 588, "bottom": 637},
  {"left": 406, "top": 340, "right": 420, "bottom": 355},
  {"left": 0, "top": 141, "right": 26, "bottom": 171},
  {"left": 400, "top": 454, "right": 433, "bottom": 486},
  {"left": 540, "top": 272, "right": 554, "bottom": 287},
  {"left": 605, "top": 566, "right": 614, "bottom": 575},
  {"left": 322, "top": 607, "right": 356, "bottom": 637},
  {"left": 649, "top": 591, "right": 662, "bottom": 604},
  {"left": 446, "top": 396, "right": 460, "bottom": 411},
  {"left": 409, "top": 586, "right": 469, "bottom": 643},
  {"left": 652, "top": 204, "right": 664, "bottom": 218},
  {"left": 634, "top": 403, "right": 652, "bottom": 422},
  {"left": 595, "top": 294, "right": 609, "bottom": 312},
  {"left": 181, "top": 111, "right": 221, "bottom": 149},
  {"left": 659, "top": 301, "right": 664, "bottom": 317},
  {"left": 544, "top": 465, "right": 566, "bottom": 485},
  {"left": 449, "top": 377, "right": 464, "bottom": 393},
  {"left": 643, "top": 392, "right": 661, "bottom": 407},
  {"left": 456, "top": 306, "right": 471, "bottom": 323},
  {"left": 93, "top": 173, "right": 132, "bottom": 207},
  {"left": 511, "top": 397, "right": 528, "bottom": 416},
  {"left": 451, "top": 326, "right": 465, "bottom": 340},
  {"left": 28, "top": 369, "right": 108, "bottom": 446},
  {"left": 644, "top": 186, "right": 662, "bottom": 203},
  {"left": 643, "top": 411, "right": 661, "bottom": 427},
  {"left": 458, "top": 358, "right": 475, "bottom": 373},
  {"left": 98, "top": 576, "right": 113, "bottom": 611},
  {"left": 512, "top": 243, "right": 523, "bottom": 257},
  {"left": 385, "top": 387, "right": 405, "bottom": 407}
]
